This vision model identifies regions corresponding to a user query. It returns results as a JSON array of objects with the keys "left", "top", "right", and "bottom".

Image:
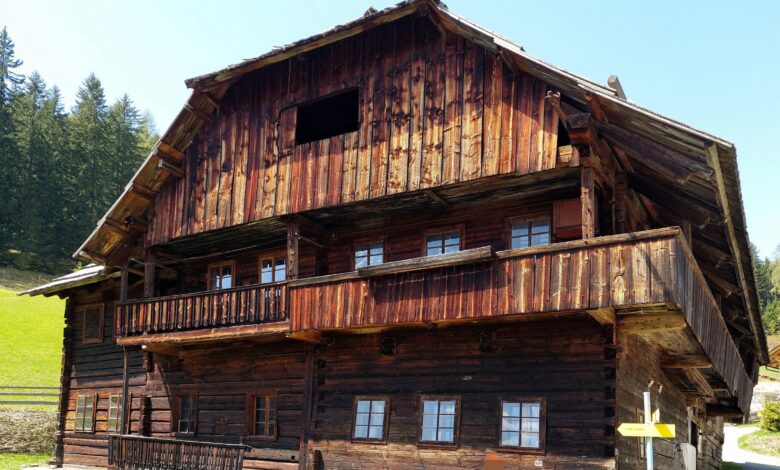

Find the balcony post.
[
  {"left": 144, "top": 249, "right": 156, "bottom": 298},
  {"left": 613, "top": 171, "right": 627, "bottom": 234},
  {"left": 581, "top": 165, "right": 595, "bottom": 239},
  {"left": 287, "top": 218, "right": 299, "bottom": 280},
  {"left": 120, "top": 261, "right": 129, "bottom": 303}
]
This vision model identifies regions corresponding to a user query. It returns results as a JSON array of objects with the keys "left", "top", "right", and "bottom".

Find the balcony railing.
[
  {"left": 116, "top": 282, "right": 287, "bottom": 337},
  {"left": 108, "top": 434, "right": 249, "bottom": 470},
  {"left": 288, "top": 227, "right": 753, "bottom": 413}
]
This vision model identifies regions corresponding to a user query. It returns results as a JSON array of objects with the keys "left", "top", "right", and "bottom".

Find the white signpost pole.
[{"left": 644, "top": 390, "right": 653, "bottom": 470}]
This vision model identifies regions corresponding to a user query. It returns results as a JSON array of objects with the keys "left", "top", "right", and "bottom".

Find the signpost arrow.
[{"left": 617, "top": 423, "right": 676, "bottom": 438}]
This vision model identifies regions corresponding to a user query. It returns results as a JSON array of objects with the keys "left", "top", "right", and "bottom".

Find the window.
[
  {"left": 295, "top": 88, "right": 359, "bottom": 145},
  {"left": 420, "top": 396, "right": 459, "bottom": 445},
  {"left": 637, "top": 409, "right": 646, "bottom": 458},
  {"left": 499, "top": 399, "right": 545, "bottom": 450},
  {"left": 81, "top": 304, "right": 104, "bottom": 344},
  {"left": 260, "top": 256, "right": 286, "bottom": 284},
  {"left": 353, "top": 397, "right": 389, "bottom": 442},
  {"left": 510, "top": 218, "right": 551, "bottom": 249},
  {"left": 74, "top": 395, "right": 96, "bottom": 432},
  {"left": 175, "top": 395, "right": 198, "bottom": 435},
  {"left": 425, "top": 231, "right": 461, "bottom": 257},
  {"left": 107, "top": 394, "right": 122, "bottom": 432},
  {"left": 208, "top": 261, "right": 235, "bottom": 290},
  {"left": 248, "top": 393, "right": 277, "bottom": 439},
  {"left": 355, "top": 242, "right": 384, "bottom": 269}
]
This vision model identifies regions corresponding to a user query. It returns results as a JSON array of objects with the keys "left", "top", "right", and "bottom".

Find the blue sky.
[{"left": 3, "top": 0, "right": 779, "bottom": 257}]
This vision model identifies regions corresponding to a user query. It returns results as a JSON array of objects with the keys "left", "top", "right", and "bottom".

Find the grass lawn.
[
  {"left": 738, "top": 428, "right": 780, "bottom": 457},
  {"left": 761, "top": 366, "right": 780, "bottom": 380},
  {"left": 0, "top": 452, "right": 50, "bottom": 469},
  {"left": 0, "top": 289, "right": 63, "bottom": 388}
]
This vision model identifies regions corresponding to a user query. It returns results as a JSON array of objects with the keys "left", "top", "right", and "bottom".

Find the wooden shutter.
[{"left": 82, "top": 305, "right": 104, "bottom": 343}]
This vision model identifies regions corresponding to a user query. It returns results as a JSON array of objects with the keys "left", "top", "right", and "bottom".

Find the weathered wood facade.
[
  {"left": 146, "top": 15, "right": 559, "bottom": 246},
  {"left": 23, "top": 1, "right": 766, "bottom": 469}
]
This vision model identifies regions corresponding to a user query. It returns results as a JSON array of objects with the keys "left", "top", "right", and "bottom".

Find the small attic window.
[{"left": 295, "top": 88, "right": 359, "bottom": 145}]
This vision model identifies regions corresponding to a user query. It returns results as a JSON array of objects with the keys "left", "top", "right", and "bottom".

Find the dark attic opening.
[{"left": 295, "top": 87, "right": 359, "bottom": 145}]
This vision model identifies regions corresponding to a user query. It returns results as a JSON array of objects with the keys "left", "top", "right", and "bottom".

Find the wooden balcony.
[
  {"left": 115, "top": 283, "right": 289, "bottom": 346},
  {"left": 107, "top": 434, "right": 249, "bottom": 470},
  {"left": 288, "top": 227, "right": 753, "bottom": 413}
]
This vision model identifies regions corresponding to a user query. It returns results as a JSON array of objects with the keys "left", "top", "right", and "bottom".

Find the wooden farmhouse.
[{"left": 22, "top": 1, "right": 767, "bottom": 468}]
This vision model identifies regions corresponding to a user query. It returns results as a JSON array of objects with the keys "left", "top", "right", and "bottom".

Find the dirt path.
[{"left": 723, "top": 425, "right": 780, "bottom": 469}]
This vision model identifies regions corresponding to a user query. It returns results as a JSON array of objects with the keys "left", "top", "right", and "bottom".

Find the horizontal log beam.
[
  {"left": 661, "top": 355, "right": 712, "bottom": 369},
  {"left": 157, "top": 141, "right": 185, "bottom": 161},
  {"left": 117, "top": 321, "right": 291, "bottom": 346},
  {"left": 130, "top": 183, "right": 157, "bottom": 202},
  {"left": 705, "top": 404, "right": 743, "bottom": 418},
  {"left": 618, "top": 311, "right": 687, "bottom": 334},
  {"left": 157, "top": 159, "right": 184, "bottom": 179},
  {"left": 586, "top": 307, "right": 616, "bottom": 326}
]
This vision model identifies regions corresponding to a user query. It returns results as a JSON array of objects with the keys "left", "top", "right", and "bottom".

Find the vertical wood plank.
[
  {"left": 482, "top": 52, "right": 502, "bottom": 177},
  {"left": 515, "top": 73, "right": 534, "bottom": 175},
  {"left": 500, "top": 63, "right": 515, "bottom": 174},
  {"left": 441, "top": 32, "right": 463, "bottom": 185},
  {"left": 387, "top": 18, "right": 412, "bottom": 195},
  {"left": 407, "top": 16, "right": 426, "bottom": 192},
  {"left": 369, "top": 24, "right": 394, "bottom": 198},
  {"left": 420, "top": 25, "right": 444, "bottom": 189},
  {"left": 460, "top": 40, "right": 484, "bottom": 182}
]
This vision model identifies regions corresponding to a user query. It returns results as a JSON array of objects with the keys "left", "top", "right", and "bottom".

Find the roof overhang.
[{"left": 19, "top": 264, "right": 118, "bottom": 297}]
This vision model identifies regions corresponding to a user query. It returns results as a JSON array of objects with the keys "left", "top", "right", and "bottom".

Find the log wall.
[
  {"left": 616, "top": 334, "right": 724, "bottom": 470},
  {"left": 61, "top": 285, "right": 145, "bottom": 467},
  {"left": 146, "top": 15, "right": 559, "bottom": 246},
  {"left": 309, "top": 318, "right": 614, "bottom": 469},
  {"left": 144, "top": 341, "right": 309, "bottom": 468}
]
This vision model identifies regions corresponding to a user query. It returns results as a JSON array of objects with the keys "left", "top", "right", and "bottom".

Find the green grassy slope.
[{"left": 0, "top": 289, "right": 63, "bottom": 387}]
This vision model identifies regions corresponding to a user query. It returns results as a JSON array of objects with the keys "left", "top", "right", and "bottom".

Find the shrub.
[
  {"left": 760, "top": 400, "right": 780, "bottom": 432},
  {"left": 0, "top": 408, "right": 56, "bottom": 453}
]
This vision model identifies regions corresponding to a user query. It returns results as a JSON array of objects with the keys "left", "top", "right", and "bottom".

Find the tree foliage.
[
  {"left": 0, "top": 27, "right": 157, "bottom": 273},
  {"left": 752, "top": 243, "right": 780, "bottom": 336}
]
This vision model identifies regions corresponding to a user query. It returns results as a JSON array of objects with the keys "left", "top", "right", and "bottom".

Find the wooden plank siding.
[
  {"left": 288, "top": 227, "right": 753, "bottom": 413},
  {"left": 145, "top": 17, "right": 559, "bottom": 246}
]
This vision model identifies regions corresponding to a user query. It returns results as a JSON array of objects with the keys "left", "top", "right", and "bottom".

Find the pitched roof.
[
  {"left": 19, "top": 264, "right": 116, "bottom": 297},
  {"left": 71, "top": 0, "right": 766, "bottom": 362}
]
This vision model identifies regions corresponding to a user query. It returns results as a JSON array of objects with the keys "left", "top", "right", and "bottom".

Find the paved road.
[{"left": 723, "top": 425, "right": 780, "bottom": 469}]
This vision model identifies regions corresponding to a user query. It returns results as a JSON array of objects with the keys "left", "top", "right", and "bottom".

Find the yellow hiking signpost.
[{"left": 617, "top": 422, "right": 676, "bottom": 438}]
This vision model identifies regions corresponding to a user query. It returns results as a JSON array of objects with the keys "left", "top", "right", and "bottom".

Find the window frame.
[
  {"left": 422, "top": 226, "right": 465, "bottom": 258},
  {"left": 207, "top": 260, "right": 237, "bottom": 291},
  {"left": 506, "top": 215, "right": 552, "bottom": 251},
  {"left": 353, "top": 238, "right": 386, "bottom": 270},
  {"left": 294, "top": 87, "right": 360, "bottom": 145},
  {"left": 417, "top": 395, "right": 461, "bottom": 449},
  {"left": 258, "top": 252, "right": 287, "bottom": 285},
  {"left": 74, "top": 394, "right": 97, "bottom": 433},
  {"left": 81, "top": 303, "right": 104, "bottom": 344},
  {"left": 246, "top": 392, "right": 278, "bottom": 441},
  {"left": 351, "top": 396, "right": 390, "bottom": 444},
  {"left": 496, "top": 397, "right": 546, "bottom": 454},
  {"left": 107, "top": 393, "right": 122, "bottom": 433},
  {"left": 172, "top": 394, "right": 198, "bottom": 436}
]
